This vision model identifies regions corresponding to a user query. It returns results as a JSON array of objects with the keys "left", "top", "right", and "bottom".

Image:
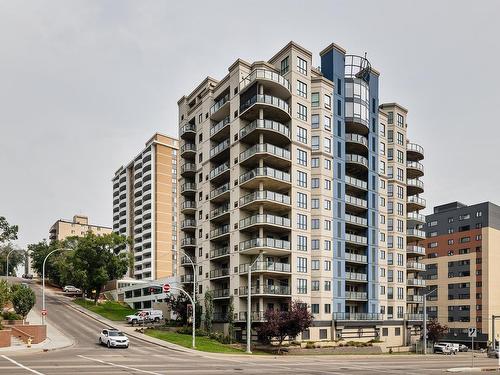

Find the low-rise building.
[{"left": 49, "top": 214, "right": 111, "bottom": 242}]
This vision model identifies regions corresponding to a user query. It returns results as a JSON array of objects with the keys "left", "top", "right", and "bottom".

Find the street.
[{"left": 0, "top": 280, "right": 497, "bottom": 374}]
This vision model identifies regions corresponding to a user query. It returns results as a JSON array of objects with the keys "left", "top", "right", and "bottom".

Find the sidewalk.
[{"left": 0, "top": 308, "right": 73, "bottom": 354}]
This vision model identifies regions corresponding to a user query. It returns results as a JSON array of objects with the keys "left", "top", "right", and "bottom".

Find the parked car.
[
  {"left": 22, "top": 274, "right": 33, "bottom": 279},
  {"left": 98, "top": 329, "right": 129, "bottom": 348},
  {"left": 125, "top": 309, "right": 163, "bottom": 325},
  {"left": 63, "top": 285, "right": 81, "bottom": 293},
  {"left": 434, "top": 342, "right": 456, "bottom": 355},
  {"left": 487, "top": 348, "right": 499, "bottom": 358},
  {"left": 458, "top": 344, "right": 469, "bottom": 352}
]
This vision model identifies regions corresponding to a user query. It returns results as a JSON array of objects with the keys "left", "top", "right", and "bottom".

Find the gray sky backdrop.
[{"left": 1, "top": 0, "right": 499, "bottom": 248}]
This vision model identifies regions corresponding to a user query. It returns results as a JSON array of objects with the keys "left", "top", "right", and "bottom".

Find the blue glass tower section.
[{"left": 321, "top": 46, "right": 379, "bottom": 318}]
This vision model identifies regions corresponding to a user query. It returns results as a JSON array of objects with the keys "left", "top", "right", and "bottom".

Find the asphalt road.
[{"left": 0, "top": 279, "right": 498, "bottom": 374}]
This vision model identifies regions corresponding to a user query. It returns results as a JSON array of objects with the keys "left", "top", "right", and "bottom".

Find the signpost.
[
  {"left": 41, "top": 309, "right": 47, "bottom": 317},
  {"left": 468, "top": 327, "right": 477, "bottom": 368}
]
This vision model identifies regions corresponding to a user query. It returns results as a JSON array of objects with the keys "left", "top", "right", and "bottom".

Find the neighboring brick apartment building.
[
  {"left": 423, "top": 201, "right": 500, "bottom": 344},
  {"left": 49, "top": 214, "right": 111, "bottom": 242}
]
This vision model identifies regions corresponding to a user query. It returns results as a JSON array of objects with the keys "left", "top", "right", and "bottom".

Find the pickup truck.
[{"left": 125, "top": 310, "right": 163, "bottom": 325}]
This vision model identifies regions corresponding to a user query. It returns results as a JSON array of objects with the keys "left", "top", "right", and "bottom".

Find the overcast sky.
[{"left": 1, "top": 0, "right": 499, "bottom": 248}]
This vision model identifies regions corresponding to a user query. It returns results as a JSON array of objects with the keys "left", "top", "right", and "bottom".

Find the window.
[
  {"left": 311, "top": 198, "right": 319, "bottom": 209},
  {"left": 324, "top": 159, "right": 331, "bottom": 170},
  {"left": 324, "top": 199, "right": 331, "bottom": 210},
  {"left": 324, "top": 281, "right": 331, "bottom": 291},
  {"left": 297, "top": 126, "right": 307, "bottom": 144},
  {"left": 297, "top": 257, "right": 307, "bottom": 272},
  {"left": 397, "top": 132, "right": 404, "bottom": 145},
  {"left": 428, "top": 220, "right": 438, "bottom": 227},
  {"left": 324, "top": 94, "right": 331, "bottom": 109},
  {"left": 280, "top": 56, "right": 289, "bottom": 75},
  {"left": 311, "top": 136, "right": 319, "bottom": 150},
  {"left": 311, "top": 260, "right": 320, "bottom": 270},
  {"left": 387, "top": 112, "right": 393, "bottom": 124},
  {"left": 380, "top": 123, "right": 386, "bottom": 137},
  {"left": 324, "top": 220, "right": 331, "bottom": 231},
  {"left": 311, "top": 157, "right": 319, "bottom": 168},
  {"left": 297, "top": 56, "right": 307, "bottom": 74},
  {"left": 297, "top": 192, "right": 307, "bottom": 209},
  {"left": 397, "top": 150, "right": 404, "bottom": 163},
  {"left": 324, "top": 179, "right": 331, "bottom": 190},
  {"left": 476, "top": 211, "right": 482, "bottom": 217},
  {"left": 311, "top": 114, "right": 319, "bottom": 128},
  {"left": 311, "top": 304, "right": 319, "bottom": 314},
  {"left": 459, "top": 213, "right": 470, "bottom": 221},
  {"left": 311, "top": 280, "right": 319, "bottom": 291},
  {"left": 324, "top": 116, "right": 331, "bottom": 131},
  {"left": 311, "top": 93, "right": 319, "bottom": 107},
  {"left": 297, "top": 149, "right": 307, "bottom": 166},
  {"left": 297, "top": 235, "right": 307, "bottom": 251},
  {"left": 297, "top": 279, "right": 307, "bottom": 294},
  {"left": 397, "top": 113, "right": 404, "bottom": 127},
  {"left": 324, "top": 137, "right": 331, "bottom": 153},
  {"left": 297, "top": 80, "right": 307, "bottom": 98},
  {"left": 311, "top": 219, "right": 319, "bottom": 229},
  {"left": 324, "top": 240, "right": 331, "bottom": 251},
  {"left": 297, "top": 103, "right": 307, "bottom": 121},
  {"left": 297, "top": 170, "right": 307, "bottom": 187},
  {"left": 324, "top": 304, "right": 331, "bottom": 314},
  {"left": 311, "top": 178, "right": 319, "bottom": 188},
  {"left": 312, "top": 239, "right": 320, "bottom": 250},
  {"left": 324, "top": 260, "right": 331, "bottom": 271},
  {"left": 297, "top": 214, "right": 307, "bottom": 230},
  {"left": 380, "top": 142, "right": 386, "bottom": 156}
]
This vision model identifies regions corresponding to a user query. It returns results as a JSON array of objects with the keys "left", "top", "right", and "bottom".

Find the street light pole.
[
  {"left": 6, "top": 249, "right": 20, "bottom": 279},
  {"left": 246, "top": 251, "right": 263, "bottom": 354},
  {"left": 42, "top": 248, "right": 70, "bottom": 325},
  {"left": 423, "top": 287, "right": 437, "bottom": 355},
  {"left": 180, "top": 250, "right": 196, "bottom": 337}
]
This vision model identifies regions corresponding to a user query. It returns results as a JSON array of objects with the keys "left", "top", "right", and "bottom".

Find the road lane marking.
[
  {"left": 78, "top": 355, "right": 163, "bottom": 375},
  {"left": 1, "top": 355, "right": 45, "bottom": 375}
]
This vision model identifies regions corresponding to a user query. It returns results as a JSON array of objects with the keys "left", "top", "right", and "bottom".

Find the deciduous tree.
[
  {"left": 0, "top": 217, "right": 18, "bottom": 245},
  {"left": 12, "top": 286, "right": 36, "bottom": 319},
  {"left": 427, "top": 319, "right": 448, "bottom": 343},
  {"left": 204, "top": 290, "right": 214, "bottom": 333}
]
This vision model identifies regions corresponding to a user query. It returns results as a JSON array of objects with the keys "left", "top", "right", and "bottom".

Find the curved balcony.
[
  {"left": 210, "top": 224, "right": 230, "bottom": 240},
  {"left": 239, "top": 261, "right": 291, "bottom": 275},
  {"left": 407, "top": 196, "right": 426, "bottom": 211},
  {"left": 239, "top": 69, "right": 291, "bottom": 99},
  {"left": 239, "top": 94, "right": 291, "bottom": 123},
  {"left": 181, "top": 163, "right": 197, "bottom": 177},
  {"left": 239, "top": 190, "right": 290, "bottom": 213},
  {"left": 346, "top": 153, "right": 369, "bottom": 170},
  {"left": 407, "top": 278, "right": 426, "bottom": 287},
  {"left": 407, "top": 178, "right": 424, "bottom": 195},
  {"left": 181, "top": 143, "right": 196, "bottom": 158},
  {"left": 180, "top": 237, "right": 196, "bottom": 249},
  {"left": 210, "top": 116, "right": 230, "bottom": 141},
  {"left": 210, "top": 203, "right": 230, "bottom": 222},
  {"left": 181, "top": 200, "right": 196, "bottom": 214},
  {"left": 209, "top": 139, "right": 230, "bottom": 161},
  {"left": 345, "top": 214, "right": 368, "bottom": 228},
  {"left": 239, "top": 143, "right": 291, "bottom": 169},
  {"left": 239, "top": 285, "right": 291, "bottom": 297},
  {"left": 407, "top": 142, "right": 424, "bottom": 161},
  {"left": 210, "top": 182, "right": 230, "bottom": 203},
  {"left": 180, "top": 182, "right": 196, "bottom": 196},
  {"left": 239, "top": 167, "right": 291, "bottom": 191},
  {"left": 209, "top": 268, "right": 229, "bottom": 279},
  {"left": 345, "top": 233, "right": 368, "bottom": 246},
  {"left": 407, "top": 212, "right": 425, "bottom": 225},
  {"left": 346, "top": 133, "right": 369, "bottom": 155},
  {"left": 239, "top": 238, "right": 291, "bottom": 256},
  {"left": 345, "top": 175, "right": 368, "bottom": 192},
  {"left": 345, "top": 272, "right": 368, "bottom": 282},
  {"left": 180, "top": 256, "right": 194, "bottom": 267},
  {"left": 210, "top": 246, "right": 230, "bottom": 259},
  {"left": 209, "top": 93, "right": 230, "bottom": 122},
  {"left": 406, "top": 161, "right": 424, "bottom": 179},
  {"left": 180, "top": 123, "right": 196, "bottom": 140},
  {"left": 407, "top": 245, "right": 426, "bottom": 256},
  {"left": 345, "top": 194, "right": 368, "bottom": 214},
  {"left": 209, "top": 162, "right": 230, "bottom": 183},
  {"left": 240, "top": 119, "right": 291, "bottom": 146},
  {"left": 407, "top": 261, "right": 426, "bottom": 272},
  {"left": 407, "top": 228, "right": 426, "bottom": 241},
  {"left": 239, "top": 214, "right": 291, "bottom": 232},
  {"left": 181, "top": 219, "right": 196, "bottom": 231}
]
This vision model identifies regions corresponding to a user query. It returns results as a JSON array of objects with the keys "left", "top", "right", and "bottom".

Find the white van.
[{"left": 126, "top": 309, "right": 163, "bottom": 325}]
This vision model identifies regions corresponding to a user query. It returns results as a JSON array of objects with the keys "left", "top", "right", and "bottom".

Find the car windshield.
[{"left": 108, "top": 331, "right": 124, "bottom": 337}]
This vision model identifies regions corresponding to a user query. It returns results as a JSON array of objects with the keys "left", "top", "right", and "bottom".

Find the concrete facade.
[{"left": 49, "top": 215, "right": 111, "bottom": 242}]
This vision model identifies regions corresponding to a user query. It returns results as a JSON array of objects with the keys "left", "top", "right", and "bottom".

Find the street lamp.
[
  {"left": 423, "top": 287, "right": 437, "bottom": 354},
  {"left": 6, "top": 248, "right": 24, "bottom": 279},
  {"left": 246, "top": 250, "right": 264, "bottom": 354},
  {"left": 42, "top": 248, "right": 71, "bottom": 325},
  {"left": 180, "top": 250, "right": 196, "bottom": 347}
]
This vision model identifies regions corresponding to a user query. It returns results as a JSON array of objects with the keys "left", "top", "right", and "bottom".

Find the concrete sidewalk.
[{"left": 0, "top": 308, "right": 73, "bottom": 354}]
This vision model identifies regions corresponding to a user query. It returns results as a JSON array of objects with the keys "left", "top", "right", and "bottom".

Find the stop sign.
[
  {"left": 41, "top": 309, "right": 47, "bottom": 316},
  {"left": 162, "top": 284, "right": 170, "bottom": 293}
]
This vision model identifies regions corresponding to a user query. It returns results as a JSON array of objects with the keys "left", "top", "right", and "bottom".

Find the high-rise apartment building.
[
  {"left": 423, "top": 201, "right": 500, "bottom": 344},
  {"left": 178, "top": 41, "right": 425, "bottom": 344},
  {"left": 49, "top": 214, "right": 111, "bottom": 242},
  {"left": 112, "top": 133, "right": 179, "bottom": 280}
]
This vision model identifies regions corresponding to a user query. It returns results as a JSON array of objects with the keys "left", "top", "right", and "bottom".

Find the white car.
[
  {"left": 126, "top": 310, "right": 163, "bottom": 325},
  {"left": 99, "top": 329, "right": 129, "bottom": 348},
  {"left": 487, "top": 348, "right": 499, "bottom": 358},
  {"left": 434, "top": 343, "right": 454, "bottom": 355},
  {"left": 63, "top": 285, "right": 81, "bottom": 293}
]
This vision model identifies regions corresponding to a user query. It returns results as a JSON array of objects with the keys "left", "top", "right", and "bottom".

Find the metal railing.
[
  {"left": 345, "top": 233, "right": 368, "bottom": 245},
  {"left": 345, "top": 175, "right": 368, "bottom": 190},
  {"left": 406, "top": 245, "right": 426, "bottom": 255},
  {"left": 210, "top": 93, "right": 229, "bottom": 115},
  {"left": 345, "top": 291, "right": 368, "bottom": 300},
  {"left": 407, "top": 261, "right": 426, "bottom": 271},
  {"left": 333, "top": 313, "right": 383, "bottom": 321},
  {"left": 181, "top": 201, "right": 196, "bottom": 210},
  {"left": 210, "top": 182, "right": 230, "bottom": 199},
  {"left": 209, "top": 162, "right": 229, "bottom": 180},
  {"left": 407, "top": 178, "right": 424, "bottom": 190},
  {"left": 180, "top": 123, "right": 196, "bottom": 136},
  {"left": 181, "top": 163, "right": 196, "bottom": 174},
  {"left": 209, "top": 268, "right": 229, "bottom": 278},
  {"left": 210, "top": 116, "right": 230, "bottom": 136},
  {"left": 345, "top": 272, "right": 368, "bottom": 281},
  {"left": 346, "top": 133, "right": 368, "bottom": 147},
  {"left": 345, "top": 194, "right": 368, "bottom": 208},
  {"left": 239, "top": 214, "right": 291, "bottom": 229},
  {"left": 239, "top": 190, "right": 290, "bottom": 207},
  {"left": 407, "top": 228, "right": 426, "bottom": 238},
  {"left": 239, "top": 143, "right": 290, "bottom": 163},
  {"left": 181, "top": 182, "right": 196, "bottom": 192},
  {"left": 407, "top": 196, "right": 426, "bottom": 207},
  {"left": 239, "top": 167, "right": 291, "bottom": 184},
  {"left": 210, "top": 246, "right": 229, "bottom": 258},
  {"left": 345, "top": 252, "right": 367, "bottom": 263},
  {"left": 212, "top": 289, "right": 230, "bottom": 298},
  {"left": 239, "top": 261, "right": 291, "bottom": 273},
  {"left": 210, "top": 224, "right": 229, "bottom": 238},
  {"left": 346, "top": 154, "right": 369, "bottom": 167},
  {"left": 239, "top": 69, "right": 291, "bottom": 92},
  {"left": 240, "top": 119, "right": 290, "bottom": 139},
  {"left": 240, "top": 94, "right": 290, "bottom": 115},
  {"left": 209, "top": 139, "right": 230, "bottom": 158},
  {"left": 407, "top": 161, "right": 424, "bottom": 173},
  {"left": 239, "top": 285, "right": 291, "bottom": 296},
  {"left": 181, "top": 143, "right": 196, "bottom": 153},
  {"left": 407, "top": 278, "right": 426, "bottom": 286},
  {"left": 407, "top": 142, "right": 424, "bottom": 156},
  {"left": 239, "top": 238, "right": 291, "bottom": 252},
  {"left": 181, "top": 237, "right": 196, "bottom": 247},
  {"left": 210, "top": 203, "right": 229, "bottom": 219},
  {"left": 407, "top": 212, "right": 425, "bottom": 222},
  {"left": 345, "top": 214, "right": 367, "bottom": 226},
  {"left": 181, "top": 219, "right": 196, "bottom": 229}
]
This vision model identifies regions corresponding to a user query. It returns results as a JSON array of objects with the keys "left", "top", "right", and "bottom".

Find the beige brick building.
[{"left": 49, "top": 214, "right": 111, "bottom": 242}]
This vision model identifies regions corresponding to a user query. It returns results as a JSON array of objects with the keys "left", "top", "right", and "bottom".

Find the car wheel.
[
  {"left": 154, "top": 317, "right": 160, "bottom": 323},
  {"left": 107, "top": 341, "right": 111, "bottom": 348}
]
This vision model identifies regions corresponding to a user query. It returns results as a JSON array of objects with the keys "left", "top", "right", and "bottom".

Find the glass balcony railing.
[
  {"left": 333, "top": 313, "right": 383, "bottom": 321},
  {"left": 345, "top": 291, "right": 367, "bottom": 300},
  {"left": 239, "top": 69, "right": 291, "bottom": 92},
  {"left": 210, "top": 246, "right": 229, "bottom": 258},
  {"left": 210, "top": 94, "right": 229, "bottom": 116},
  {"left": 180, "top": 123, "right": 196, "bottom": 136},
  {"left": 210, "top": 116, "right": 230, "bottom": 137},
  {"left": 210, "top": 224, "right": 229, "bottom": 238},
  {"left": 407, "top": 228, "right": 426, "bottom": 238},
  {"left": 239, "top": 285, "right": 291, "bottom": 296},
  {"left": 239, "top": 237, "right": 291, "bottom": 252},
  {"left": 406, "top": 295, "right": 424, "bottom": 303},
  {"left": 210, "top": 182, "right": 230, "bottom": 199},
  {"left": 240, "top": 119, "right": 290, "bottom": 139},
  {"left": 407, "top": 245, "right": 426, "bottom": 255},
  {"left": 407, "top": 212, "right": 425, "bottom": 222},
  {"left": 407, "top": 261, "right": 426, "bottom": 271},
  {"left": 209, "top": 139, "right": 230, "bottom": 158},
  {"left": 239, "top": 167, "right": 291, "bottom": 184},
  {"left": 345, "top": 194, "right": 368, "bottom": 208},
  {"left": 181, "top": 182, "right": 196, "bottom": 193},
  {"left": 345, "top": 175, "right": 368, "bottom": 190},
  {"left": 239, "top": 261, "right": 291, "bottom": 273},
  {"left": 407, "top": 161, "right": 424, "bottom": 173},
  {"left": 239, "top": 190, "right": 291, "bottom": 207},
  {"left": 209, "top": 268, "right": 229, "bottom": 278},
  {"left": 210, "top": 203, "right": 229, "bottom": 219},
  {"left": 180, "top": 274, "right": 194, "bottom": 283},
  {"left": 239, "top": 143, "right": 290, "bottom": 163},
  {"left": 240, "top": 95, "right": 290, "bottom": 115},
  {"left": 345, "top": 272, "right": 368, "bottom": 281},
  {"left": 345, "top": 133, "right": 368, "bottom": 147},
  {"left": 181, "top": 237, "right": 196, "bottom": 247},
  {"left": 345, "top": 233, "right": 368, "bottom": 245},
  {"left": 407, "top": 196, "right": 426, "bottom": 207},
  {"left": 345, "top": 252, "right": 367, "bottom": 263},
  {"left": 181, "top": 143, "right": 196, "bottom": 154},
  {"left": 407, "top": 142, "right": 424, "bottom": 156},
  {"left": 407, "top": 179, "right": 424, "bottom": 190},
  {"left": 181, "top": 219, "right": 196, "bottom": 229},
  {"left": 239, "top": 214, "right": 291, "bottom": 229},
  {"left": 346, "top": 153, "right": 368, "bottom": 167},
  {"left": 181, "top": 201, "right": 196, "bottom": 210},
  {"left": 212, "top": 289, "right": 230, "bottom": 298},
  {"left": 345, "top": 214, "right": 367, "bottom": 226},
  {"left": 209, "top": 162, "right": 229, "bottom": 180},
  {"left": 181, "top": 163, "right": 196, "bottom": 174},
  {"left": 238, "top": 311, "right": 266, "bottom": 321},
  {"left": 407, "top": 278, "right": 426, "bottom": 287}
]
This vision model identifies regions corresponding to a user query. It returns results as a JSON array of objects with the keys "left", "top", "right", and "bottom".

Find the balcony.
[
  {"left": 239, "top": 143, "right": 291, "bottom": 168},
  {"left": 406, "top": 161, "right": 424, "bottom": 179},
  {"left": 407, "top": 142, "right": 424, "bottom": 161},
  {"left": 180, "top": 143, "right": 196, "bottom": 158},
  {"left": 180, "top": 256, "right": 193, "bottom": 266},
  {"left": 239, "top": 261, "right": 291, "bottom": 274},
  {"left": 239, "top": 167, "right": 291, "bottom": 190},
  {"left": 210, "top": 246, "right": 230, "bottom": 259},
  {"left": 240, "top": 119, "right": 291, "bottom": 145},
  {"left": 407, "top": 261, "right": 426, "bottom": 272},
  {"left": 345, "top": 233, "right": 368, "bottom": 246},
  {"left": 180, "top": 123, "right": 196, "bottom": 139},
  {"left": 345, "top": 272, "right": 368, "bottom": 282},
  {"left": 239, "top": 214, "right": 291, "bottom": 232},
  {"left": 181, "top": 200, "right": 196, "bottom": 214},
  {"left": 209, "top": 93, "right": 230, "bottom": 121},
  {"left": 406, "top": 313, "right": 424, "bottom": 321},
  {"left": 407, "top": 212, "right": 425, "bottom": 225},
  {"left": 239, "top": 190, "right": 291, "bottom": 212},
  {"left": 407, "top": 278, "right": 426, "bottom": 287},
  {"left": 345, "top": 291, "right": 368, "bottom": 300},
  {"left": 210, "top": 203, "right": 230, "bottom": 221},
  {"left": 345, "top": 194, "right": 368, "bottom": 212},
  {"left": 239, "top": 285, "right": 291, "bottom": 297},
  {"left": 180, "top": 182, "right": 196, "bottom": 195},
  {"left": 407, "top": 245, "right": 426, "bottom": 256},
  {"left": 181, "top": 163, "right": 196, "bottom": 177},
  {"left": 407, "top": 295, "right": 424, "bottom": 303},
  {"left": 239, "top": 238, "right": 291, "bottom": 256},
  {"left": 332, "top": 313, "right": 384, "bottom": 321},
  {"left": 345, "top": 175, "right": 368, "bottom": 191},
  {"left": 213, "top": 289, "right": 230, "bottom": 299},
  {"left": 181, "top": 219, "right": 196, "bottom": 231},
  {"left": 209, "top": 268, "right": 229, "bottom": 279},
  {"left": 209, "top": 162, "right": 229, "bottom": 182},
  {"left": 345, "top": 133, "right": 369, "bottom": 154},
  {"left": 239, "top": 69, "right": 291, "bottom": 98},
  {"left": 209, "top": 138, "right": 230, "bottom": 160},
  {"left": 407, "top": 228, "right": 426, "bottom": 241},
  {"left": 239, "top": 94, "right": 291, "bottom": 122},
  {"left": 180, "top": 274, "right": 194, "bottom": 283},
  {"left": 407, "top": 178, "right": 424, "bottom": 195},
  {"left": 209, "top": 182, "right": 230, "bottom": 203},
  {"left": 180, "top": 237, "right": 196, "bottom": 248},
  {"left": 210, "top": 224, "right": 230, "bottom": 240},
  {"left": 345, "top": 252, "right": 367, "bottom": 264},
  {"left": 345, "top": 214, "right": 367, "bottom": 228},
  {"left": 346, "top": 153, "right": 369, "bottom": 170},
  {"left": 210, "top": 116, "right": 230, "bottom": 141},
  {"left": 237, "top": 311, "right": 266, "bottom": 322},
  {"left": 407, "top": 196, "right": 426, "bottom": 211}
]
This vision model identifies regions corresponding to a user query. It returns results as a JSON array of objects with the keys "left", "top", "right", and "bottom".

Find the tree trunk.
[{"left": 94, "top": 286, "right": 101, "bottom": 304}]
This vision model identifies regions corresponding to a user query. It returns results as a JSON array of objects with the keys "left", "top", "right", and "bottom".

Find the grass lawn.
[
  {"left": 74, "top": 298, "right": 135, "bottom": 321},
  {"left": 145, "top": 330, "right": 249, "bottom": 354}
]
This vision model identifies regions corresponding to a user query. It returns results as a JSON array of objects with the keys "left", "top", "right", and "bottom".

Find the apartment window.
[
  {"left": 311, "top": 198, "right": 319, "bottom": 209},
  {"left": 311, "top": 136, "right": 319, "bottom": 150},
  {"left": 324, "top": 179, "right": 331, "bottom": 190},
  {"left": 379, "top": 161, "right": 386, "bottom": 174},
  {"left": 324, "top": 159, "right": 331, "bottom": 170},
  {"left": 397, "top": 186, "right": 404, "bottom": 199},
  {"left": 324, "top": 116, "right": 331, "bottom": 131},
  {"left": 324, "top": 281, "right": 331, "bottom": 291},
  {"left": 397, "top": 132, "right": 404, "bottom": 145},
  {"left": 297, "top": 214, "right": 307, "bottom": 230},
  {"left": 312, "top": 239, "right": 320, "bottom": 250},
  {"left": 297, "top": 192, "right": 307, "bottom": 209},
  {"left": 448, "top": 239, "right": 454, "bottom": 245},
  {"left": 380, "top": 142, "right": 386, "bottom": 156},
  {"left": 324, "top": 240, "right": 331, "bottom": 251},
  {"left": 311, "top": 280, "right": 320, "bottom": 291},
  {"left": 380, "top": 123, "right": 386, "bottom": 137},
  {"left": 311, "top": 157, "right": 319, "bottom": 168},
  {"left": 280, "top": 56, "right": 289, "bottom": 74},
  {"left": 311, "top": 178, "right": 319, "bottom": 188},
  {"left": 387, "top": 111, "right": 394, "bottom": 124},
  {"left": 324, "top": 94, "right": 331, "bottom": 109},
  {"left": 324, "top": 220, "right": 331, "bottom": 231},
  {"left": 311, "top": 93, "right": 319, "bottom": 107},
  {"left": 324, "top": 137, "right": 331, "bottom": 153},
  {"left": 324, "top": 199, "right": 331, "bottom": 210},
  {"left": 397, "top": 150, "right": 404, "bottom": 163},
  {"left": 297, "top": 126, "right": 307, "bottom": 144},
  {"left": 397, "top": 168, "right": 404, "bottom": 181},
  {"left": 297, "top": 235, "right": 307, "bottom": 251},
  {"left": 397, "top": 113, "right": 404, "bottom": 127},
  {"left": 476, "top": 211, "right": 482, "bottom": 217},
  {"left": 297, "top": 279, "right": 307, "bottom": 294},
  {"left": 297, "top": 80, "right": 307, "bottom": 98},
  {"left": 297, "top": 170, "right": 307, "bottom": 187},
  {"left": 324, "top": 260, "right": 331, "bottom": 271},
  {"left": 311, "top": 113, "right": 319, "bottom": 128},
  {"left": 297, "top": 56, "right": 307, "bottom": 75},
  {"left": 297, "top": 149, "right": 307, "bottom": 166},
  {"left": 311, "top": 260, "right": 320, "bottom": 270},
  {"left": 311, "top": 219, "right": 320, "bottom": 229},
  {"left": 311, "top": 304, "right": 319, "bottom": 314},
  {"left": 297, "top": 257, "right": 307, "bottom": 273},
  {"left": 459, "top": 213, "right": 470, "bottom": 221},
  {"left": 297, "top": 103, "right": 307, "bottom": 121},
  {"left": 324, "top": 304, "right": 331, "bottom": 314}
]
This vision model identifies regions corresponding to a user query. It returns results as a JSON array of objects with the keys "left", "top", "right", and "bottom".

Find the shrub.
[{"left": 2, "top": 311, "right": 22, "bottom": 320}]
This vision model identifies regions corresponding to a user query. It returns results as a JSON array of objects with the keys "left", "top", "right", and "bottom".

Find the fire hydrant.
[{"left": 27, "top": 338, "right": 32, "bottom": 348}]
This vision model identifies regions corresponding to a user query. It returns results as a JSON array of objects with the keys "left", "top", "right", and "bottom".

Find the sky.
[{"left": 1, "top": 0, "right": 499, "bottom": 248}]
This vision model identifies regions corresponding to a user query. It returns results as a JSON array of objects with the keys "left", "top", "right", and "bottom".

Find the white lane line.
[
  {"left": 78, "top": 355, "right": 163, "bottom": 375},
  {"left": 0, "top": 355, "right": 45, "bottom": 375}
]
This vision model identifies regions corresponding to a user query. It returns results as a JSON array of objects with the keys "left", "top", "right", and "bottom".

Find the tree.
[
  {"left": 60, "top": 232, "right": 130, "bottom": 303},
  {"left": 28, "top": 240, "right": 65, "bottom": 284},
  {"left": 166, "top": 293, "right": 189, "bottom": 324},
  {"left": 0, "top": 217, "right": 18, "bottom": 245},
  {"left": 257, "top": 301, "right": 313, "bottom": 352},
  {"left": 0, "top": 279, "right": 11, "bottom": 311},
  {"left": 12, "top": 287, "right": 36, "bottom": 319},
  {"left": 227, "top": 295, "right": 235, "bottom": 343},
  {"left": 204, "top": 290, "right": 214, "bottom": 333},
  {"left": 0, "top": 244, "right": 25, "bottom": 276},
  {"left": 426, "top": 319, "right": 448, "bottom": 343}
]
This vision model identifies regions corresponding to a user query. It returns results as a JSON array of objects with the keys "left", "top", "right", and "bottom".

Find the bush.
[
  {"left": 2, "top": 311, "right": 22, "bottom": 320},
  {"left": 305, "top": 341, "right": 315, "bottom": 349},
  {"left": 12, "top": 287, "right": 36, "bottom": 319}
]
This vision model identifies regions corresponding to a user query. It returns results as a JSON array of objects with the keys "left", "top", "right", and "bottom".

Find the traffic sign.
[
  {"left": 468, "top": 327, "right": 477, "bottom": 338},
  {"left": 41, "top": 309, "right": 47, "bottom": 316},
  {"left": 163, "top": 284, "right": 170, "bottom": 293}
]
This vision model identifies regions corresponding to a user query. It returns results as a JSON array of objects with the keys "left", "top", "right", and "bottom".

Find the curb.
[{"left": 446, "top": 368, "right": 500, "bottom": 373}]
